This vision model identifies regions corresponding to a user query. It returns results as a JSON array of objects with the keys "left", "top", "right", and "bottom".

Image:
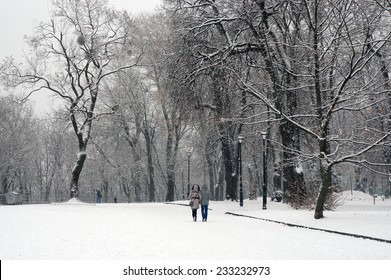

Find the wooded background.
[{"left": 1, "top": 0, "right": 390, "bottom": 218}]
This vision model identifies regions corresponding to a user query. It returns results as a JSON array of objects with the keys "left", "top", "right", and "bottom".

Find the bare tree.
[
  {"left": 0, "top": 95, "right": 37, "bottom": 197},
  {"left": 237, "top": 0, "right": 391, "bottom": 218},
  {"left": 374, "top": 0, "right": 391, "bottom": 193},
  {"left": 0, "top": 0, "right": 140, "bottom": 199},
  {"left": 164, "top": 0, "right": 391, "bottom": 217},
  {"left": 135, "top": 13, "right": 192, "bottom": 202}
]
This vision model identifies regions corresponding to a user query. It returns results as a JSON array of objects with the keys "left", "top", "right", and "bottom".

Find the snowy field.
[{"left": 0, "top": 191, "right": 390, "bottom": 260}]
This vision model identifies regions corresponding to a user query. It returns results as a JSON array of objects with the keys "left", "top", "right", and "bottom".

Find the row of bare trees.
[
  {"left": 0, "top": 0, "right": 195, "bottom": 204},
  {"left": 162, "top": 0, "right": 391, "bottom": 218},
  {"left": 1, "top": 0, "right": 390, "bottom": 219}
]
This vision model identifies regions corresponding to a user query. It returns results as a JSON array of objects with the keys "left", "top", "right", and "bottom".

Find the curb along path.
[{"left": 225, "top": 212, "right": 391, "bottom": 244}]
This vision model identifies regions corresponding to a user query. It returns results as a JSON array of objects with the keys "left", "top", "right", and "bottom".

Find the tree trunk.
[
  {"left": 166, "top": 169, "right": 176, "bottom": 202},
  {"left": 280, "top": 120, "right": 306, "bottom": 206},
  {"left": 377, "top": 53, "right": 391, "bottom": 190},
  {"left": 142, "top": 116, "right": 156, "bottom": 202},
  {"left": 165, "top": 133, "right": 175, "bottom": 202},
  {"left": 211, "top": 68, "right": 238, "bottom": 201},
  {"left": 251, "top": 2, "right": 307, "bottom": 205},
  {"left": 216, "top": 164, "right": 225, "bottom": 201},
  {"left": 102, "top": 176, "right": 109, "bottom": 203},
  {"left": 269, "top": 126, "right": 282, "bottom": 194},
  {"left": 70, "top": 149, "right": 87, "bottom": 199},
  {"left": 132, "top": 151, "right": 142, "bottom": 202},
  {"left": 121, "top": 176, "right": 132, "bottom": 203},
  {"left": 2, "top": 166, "right": 11, "bottom": 194},
  {"left": 312, "top": 0, "right": 330, "bottom": 219},
  {"left": 165, "top": 113, "right": 177, "bottom": 202},
  {"left": 45, "top": 177, "right": 53, "bottom": 203},
  {"left": 145, "top": 135, "right": 156, "bottom": 202},
  {"left": 164, "top": 114, "right": 179, "bottom": 202},
  {"left": 205, "top": 147, "right": 215, "bottom": 201},
  {"left": 314, "top": 161, "right": 332, "bottom": 219},
  {"left": 248, "top": 163, "right": 257, "bottom": 200},
  {"left": 221, "top": 136, "right": 237, "bottom": 200}
]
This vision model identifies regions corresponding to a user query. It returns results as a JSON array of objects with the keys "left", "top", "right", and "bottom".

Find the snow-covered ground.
[{"left": 0, "top": 191, "right": 390, "bottom": 260}]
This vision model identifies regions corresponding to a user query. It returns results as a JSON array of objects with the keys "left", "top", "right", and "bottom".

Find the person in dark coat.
[
  {"left": 96, "top": 190, "right": 102, "bottom": 203},
  {"left": 200, "top": 185, "right": 210, "bottom": 222},
  {"left": 189, "top": 184, "right": 202, "bottom": 222}
]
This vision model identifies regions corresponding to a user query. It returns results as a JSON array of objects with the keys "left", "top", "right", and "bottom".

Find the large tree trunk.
[
  {"left": 102, "top": 179, "right": 109, "bottom": 203},
  {"left": 205, "top": 145, "right": 215, "bottom": 201},
  {"left": 252, "top": 1, "right": 307, "bottom": 205},
  {"left": 45, "top": 175, "right": 53, "bottom": 203},
  {"left": 280, "top": 120, "right": 306, "bottom": 206},
  {"left": 314, "top": 161, "right": 332, "bottom": 219},
  {"left": 121, "top": 176, "right": 132, "bottom": 203},
  {"left": 141, "top": 115, "right": 156, "bottom": 202},
  {"left": 315, "top": 119, "right": 333, "bottom": 218},
  {"left": 164, "top": 126, "right": 175, "bottom": 202},
  {"left": 164, "top": 109, "right": 180, "bottom": 202},
  {"left": 69, "top": 148, "right": 87, "bottom": 199},
  {"left": 121, "top": 114, "right": 143, "bottom": 202},
  {"left": 248, "top": 162, "right": 257, "bottom": 200},
  {"left": 69, "top": 94, "right": 94, "bottom": 199},
  {"left": 166, "top": 169, "right": 176, "bottom": 202},
  {"left": 365, "top": 29, "right": 391, "bottom": 191},
  {"left": 211, "top": 68, "right": 238, "bottom": 201},
  {"left": 377, "top": 53, "right": 391, "bottom": 190},
  {"left": 132, "top": 151, "right": 142, "bottom": 202},
  {"left": 165, "top": 114, "right": 176, "bottom": 202},
  {"left": 216, "top": 164, "right": 225, "bottom": 201},
  {"left": 221, "top": 136, "right": 237, "bottom": 200},
  {"left": 144, "top": 127, "right": 156, "bottom": 202}
]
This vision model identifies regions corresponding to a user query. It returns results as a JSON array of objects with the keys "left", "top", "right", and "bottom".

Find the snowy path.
[{"left": 0, "top": 193, "right": 390, "bottom": 260}]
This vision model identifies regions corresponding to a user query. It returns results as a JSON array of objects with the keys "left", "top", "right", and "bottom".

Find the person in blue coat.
[
  {"left": 200, "top": 185, "right": 210, "bottom": 222},
  {"left": 96, "top": 190, "right": 102, "bottom": 203}
]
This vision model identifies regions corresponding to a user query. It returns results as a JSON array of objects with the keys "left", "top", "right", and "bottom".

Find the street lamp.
[
  {"left": 187, "top": 149, "right": 191, "bottom": 197},
  {"left": 261, "top": 131, "right": 267, "bottom": 210},
  {"left": 181, "top": 169, "right": 185, "bottom": 200},
  {"left": 238, "top": 135, "right": 244, "bottom": 207}
]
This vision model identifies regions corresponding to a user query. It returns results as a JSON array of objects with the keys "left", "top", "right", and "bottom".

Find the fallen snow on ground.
[{"left": 0, "top": 191, "right": 390, "bottom": 260}]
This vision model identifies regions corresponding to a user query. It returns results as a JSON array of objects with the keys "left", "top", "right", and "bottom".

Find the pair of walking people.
[{"left": 189, "top": 184, "right": 209, "bottom": 222}]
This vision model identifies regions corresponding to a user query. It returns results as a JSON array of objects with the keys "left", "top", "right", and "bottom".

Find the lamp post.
[
  {"left": 238, "top": 135, "right": 244, "bottom": 207},
  {"left": 187, "top": 149, "right": 191, "bottom": 197},
  {"left": 261, "top": 131, "right": 267, "bottom": 210},
  {"left": 181, "top": 169, "right": 184, "bottom": 200}
]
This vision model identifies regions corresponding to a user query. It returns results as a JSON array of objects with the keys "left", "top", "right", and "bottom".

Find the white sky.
[{"left": 0, "top": 0, "right": 162, "bottom": 58}]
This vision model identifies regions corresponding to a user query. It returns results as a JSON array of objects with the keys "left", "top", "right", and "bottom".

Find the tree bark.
[
  {"left": 211, "top": 68, "right": 238, "bottom": 201},
  {"left": 143, "top": 121, "right": 156, "bottom": 202},
  {"left": 162, "top": 103, "right": 180, "bottom": 202},
  {"left": 70, "top": 149, "right": 87, "bottom": 199},
  {"left": 205, "top": 145, "right": 215, "bottom": 201},
  {"left": 314, "top": 162, "right": 332, "bottom": 219},
  {"left": 280, "top": 120, "right": 305, "bottom": 205}
]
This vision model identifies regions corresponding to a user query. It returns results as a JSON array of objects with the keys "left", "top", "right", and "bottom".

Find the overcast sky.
[{"left": 0, "top": 0, "right": 162, "bottom": 59}]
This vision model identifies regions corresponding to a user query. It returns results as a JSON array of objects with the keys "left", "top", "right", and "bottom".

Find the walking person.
[
  {"left": 200, "top": 185, "right": 210, "bottom": 222},
  {"left": 189, "top": 184, "right": 202, "bottom": 222},
  {"left": 96, "top": 189, "right": 102, "bottom": 203}
]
